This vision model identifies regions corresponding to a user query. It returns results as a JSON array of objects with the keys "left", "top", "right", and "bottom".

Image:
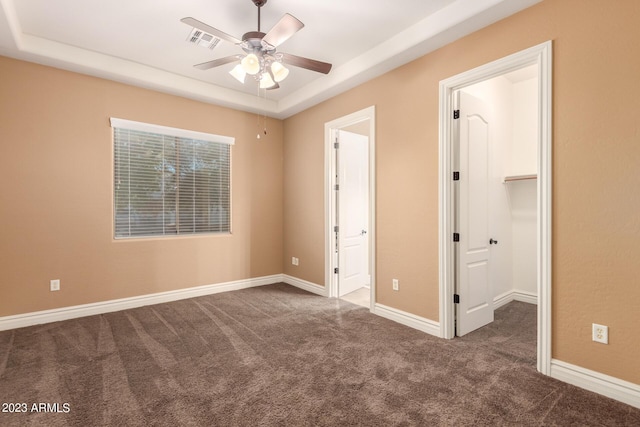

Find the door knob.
[
  {"left": 361, "top": 230, "right": 368, "bottom": 235},
  {"left": 489, "top": 238, "right": 498, "bottom": 245}
]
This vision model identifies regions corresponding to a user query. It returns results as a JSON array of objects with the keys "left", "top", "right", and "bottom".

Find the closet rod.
[{"left": 503, "top": 174, "right": 537, "bottom": 183}]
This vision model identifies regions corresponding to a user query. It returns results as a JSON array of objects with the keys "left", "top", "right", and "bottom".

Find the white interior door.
[
  {"left": 456, "top": 91, "right": 494, "bottom": 336},
  {"left": 338, "top": 130, "right": 369, "bottom": 297}
]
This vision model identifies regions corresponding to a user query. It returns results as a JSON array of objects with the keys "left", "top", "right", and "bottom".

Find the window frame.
[{"left": 110, "top": 117, "right": 234, "bottom": 240}]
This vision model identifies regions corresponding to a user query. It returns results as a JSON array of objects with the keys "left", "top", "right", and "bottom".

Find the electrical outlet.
[
  {"left": 592, "top": 323, "right": 608, "bottom": 344},
  {"left": 292, "top": 257, "right": 299, "bottom": 266},
  {"left": 50, "top": 279, "right": 60, "bottom": 292},
  {"left": 392, "top": 279, "right": 399, "bottom": 291}
]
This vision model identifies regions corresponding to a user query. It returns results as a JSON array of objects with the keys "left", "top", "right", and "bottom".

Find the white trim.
[
  {"left": 109, "top": 117, "right": 235, "bottom": 145},
  {"left": 493, "top": 290, "right": 538, "bottom": 309},
  {"left": 0, "top": 275, "right": 281, "bottom": 331},
  {"left": 537, "top": 41, "right": 553, "bottom": 377},
  {"left": 282, "top": 275, "right": 328, "bottom": 297},
  {"left": 324, "top": 106, "right": 376, "bottom": 310},
  {"left": 550, "top": 360, "right": 640, "bottom": 409},
  {"left": 438, "top": 41, "right": 553, "bottom": 375},
  {"left": 373, "top": 304, "right": 441, "bottom": 337}
]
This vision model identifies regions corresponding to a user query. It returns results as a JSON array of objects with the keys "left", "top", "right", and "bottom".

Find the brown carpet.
[{"left": 0, "top": 283, "right": 638, "bottom": 426}]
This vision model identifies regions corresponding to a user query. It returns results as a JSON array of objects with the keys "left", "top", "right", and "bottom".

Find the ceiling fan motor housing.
[{"left": 242, "top": 31, "right": 267, "bottom": 51}]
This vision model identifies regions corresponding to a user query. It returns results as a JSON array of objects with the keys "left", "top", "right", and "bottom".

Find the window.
[{"left": 111, "top": 118, "right": 233, "bottom": 239}]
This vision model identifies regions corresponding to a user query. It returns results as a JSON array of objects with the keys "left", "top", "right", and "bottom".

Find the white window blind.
[{"left": 111, "top": 118, "right": 233, "bottom": 239}]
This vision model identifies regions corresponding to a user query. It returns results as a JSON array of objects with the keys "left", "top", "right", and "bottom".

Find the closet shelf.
[{"left": 503, "top": 174, "right": 537, "bottom": 183}]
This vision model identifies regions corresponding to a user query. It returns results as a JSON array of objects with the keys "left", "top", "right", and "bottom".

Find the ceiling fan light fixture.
[
  {"left": 271, "top": 62, "right": 289, "bottom": 82},
  {"left": 229, "top": 64, "right": 247, "bottom": 83},
  {"left": 259, "top": 72, "right": 276, "bottom": 89},
  {"left": 241, "top": 53, "right": 261, "bottom": 75},
  {"left": 182, "top": 0, "right": 333, "bottom": 90}
]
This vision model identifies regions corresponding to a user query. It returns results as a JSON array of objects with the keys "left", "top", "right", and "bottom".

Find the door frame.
[
  {"left": 438, "top": 41, "right": 552, "bottom": 375},
  {"left": 325, "top": 106, "right": 376, "bottom": 308}
]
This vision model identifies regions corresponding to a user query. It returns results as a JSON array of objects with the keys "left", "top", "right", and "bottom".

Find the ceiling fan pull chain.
[
  {"left": 262, "top": 87, "right": 267, "bottom": 137},
  {"left": 256, "top": 86, "right": 262, "bottom": 139},
  {"left": 255, "top": 85, "right": 267, "bottom": 139}
]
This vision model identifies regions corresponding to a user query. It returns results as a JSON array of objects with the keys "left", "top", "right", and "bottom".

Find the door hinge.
[
  {"left": 454, "top": 294, "right": 460, "bottom": 304},
  {"left": 334, "top": 267, "right": 339, "bottom": 274},
  {"left": 453, "top": 110, "right": 460, "bottom": 119},
  {"left": 334, "top": 142, "right": 339, "bottom": 149},
  {"left": 334, "top": 184, "right": 339, "bottom": 191},
  {"left": 453, "top": 171, "right": 460, "bottom": 181},
  {"left": 453, "top": 233, "right": 460, "bottom": 242},
  {"left": 334, "top": 225, "right": 339, "bottom": 232}
]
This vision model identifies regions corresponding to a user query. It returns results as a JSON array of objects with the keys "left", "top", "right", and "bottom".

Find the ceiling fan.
[{"left": 181, "top": 0, "right": 332, "bottom": 90}]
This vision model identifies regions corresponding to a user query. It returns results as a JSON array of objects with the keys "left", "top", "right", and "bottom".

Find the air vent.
[
  {"left": 187, "top": 28, "right": 220, "bottom": 50},
  {"left": 189, "top": 30, "right": 203, "bottom": 43}
]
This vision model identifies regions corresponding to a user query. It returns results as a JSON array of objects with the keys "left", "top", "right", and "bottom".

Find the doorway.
[
  {"left": 455, "top": 65, "right": 539, "bottom": 336},
  {"left": 439, "top": 41, "right": 552, "bottom": 375},
  {"left": 325, "top": 106, "right": 376, "bottom": 310}
]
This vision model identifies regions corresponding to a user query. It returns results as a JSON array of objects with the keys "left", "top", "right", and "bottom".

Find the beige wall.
[
  {"left": 283, "top": 0, "right": 640, "bottom": 385},
  {"left": 0, "top": 56, "right": 283, "bottom": 317}
]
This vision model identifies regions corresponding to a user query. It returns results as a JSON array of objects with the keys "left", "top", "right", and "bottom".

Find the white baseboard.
[
  {"left": 283, "top": 276, "right": 441, "bottom": 339},
  {"left": 550, "top": 359, "right": 640, "bottom": 409},
  {"left": 282, "top": 275, "right": 328, "bottom": 297},
  {"left": 373, "top": 303, "right": 440, "bottom": 338},
  {"left": 494, "top": 289, "right": 537, "bottom": 309},
  {"left": 0, "top": 274, "right": 283, "bottom": 331}
]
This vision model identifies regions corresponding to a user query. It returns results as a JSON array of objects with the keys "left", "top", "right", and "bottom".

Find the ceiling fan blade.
[
  {"left": 267, "top": 83, "right": 280, "bottom": 90},
  {"left": 281, "top": 53, "right": 332, "bottom": 74},
  {"left": 194, "top": 55, "right": 242, "bottom": 70},
  {"left": 262, "top": 14, "right": 304, "bottom": 49},
  {"left": 181, "top": 17, "right": 242, "bottom": 45}
]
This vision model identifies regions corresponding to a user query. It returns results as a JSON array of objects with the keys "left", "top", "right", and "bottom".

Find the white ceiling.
[{"left": 0, "top": 0, "right": 541, "bottom": 118}]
